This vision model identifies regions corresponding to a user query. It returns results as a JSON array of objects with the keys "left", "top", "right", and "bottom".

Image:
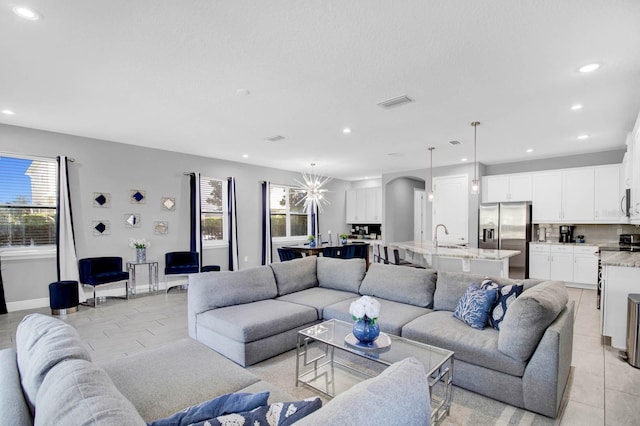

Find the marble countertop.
[
  {"left": 390, "top": 240, "right": 520, "bottom": 260},
  {"left": 600, "top": 251, "right": 640, "bottom": 268}
]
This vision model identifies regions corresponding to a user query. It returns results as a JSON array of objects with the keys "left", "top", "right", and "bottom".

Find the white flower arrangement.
[
  {"left": 349, "top": 295, "right": 380, "bottom": 323},
  {"left": 128, "top": 238, "right": 150, "bottom": 249}
]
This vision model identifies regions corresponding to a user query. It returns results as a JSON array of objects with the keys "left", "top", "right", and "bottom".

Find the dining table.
[{"left": 282, "top": 241, "right": 370, "bottom": 267}]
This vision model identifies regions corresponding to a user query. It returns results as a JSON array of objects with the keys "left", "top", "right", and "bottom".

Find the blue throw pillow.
[
  {"left": 147, "top": 391, "right": 270, "bottom": 426},
  {"left": 481, "top": 280, "right": 523, "bottom": 330},
  {"left": 453, "top": 283, "right": 498, "bottom": 329},
  {"left": 192, "top": 397, "right": 322, "bottom": 426}
]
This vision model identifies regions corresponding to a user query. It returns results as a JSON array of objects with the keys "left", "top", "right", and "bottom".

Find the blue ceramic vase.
[
  {"left": 341, "top": 238, "right": 348, "bottom": 245},
  {"left": 352, "top": 317, "right": 380, "bottom": 345},
  {"left": 309, "top": 240, "right": 316, "bottom": 248}
]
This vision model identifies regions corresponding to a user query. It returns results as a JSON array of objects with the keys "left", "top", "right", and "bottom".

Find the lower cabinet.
[{"left": 528, "top": 243, "right": 598, "bottom": 287}]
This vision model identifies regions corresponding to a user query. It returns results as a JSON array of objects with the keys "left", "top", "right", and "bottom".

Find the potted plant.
[
  {"left": 307, "top": 235, "right": 316, "bottom": 247},
  {"left": 339, "top": 233, "right": 348, "bottom": 244}
]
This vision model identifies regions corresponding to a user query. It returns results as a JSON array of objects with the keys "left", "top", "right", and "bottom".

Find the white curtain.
[
  {"left": 261, "top": 181, "right": 272, "bottom": 265},
  {"left": 56, "top": 156, "right": 85, "bottom": 302},
  {"left": 228, "top": 177, "right": 239, "bottom": 270}
]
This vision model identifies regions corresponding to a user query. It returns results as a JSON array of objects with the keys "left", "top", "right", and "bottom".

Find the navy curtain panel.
[
  {"left": 228, "top": 177, "right": 239, "bottom": 270},
  {"left": 0, "top": 258, "right": 6, "bottom": 314},
  {"left": 311, "top": 201, "right": 319, "bottom": 241},
  {"left": 261, "top": 181, "right": 272, "bottom": 265},
  {"left": 189, "top": 173, "right": 202, "bottom": 267}
]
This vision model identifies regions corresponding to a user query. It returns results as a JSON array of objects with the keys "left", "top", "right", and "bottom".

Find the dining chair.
[
  {"left": 340, "top": 245, "right": 356, "bottom": 259},
  {"left": 392, "top": 248, "right": 424, "bottom": 268},
  {"left": 277, "top": 248, "right": 298, "bottom": 262},
  {"left": 164, "top": 251, "right": 200, "bottom": 292},
  {"left": 353, "top": 244, "right": 368, "bottom": 259},
  {"left": 78, "top": 257, "right": 130, "bottom": 307},
  {"left": 322, "top": 247, "right": 342, "bottom": 258}
]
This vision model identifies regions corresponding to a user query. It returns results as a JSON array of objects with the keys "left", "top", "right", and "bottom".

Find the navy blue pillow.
[
  {"left": 453, "top": 283, "right": 498, "bottom": 329},
  {"left": 481, "top": 280, "right": 523, "bottom": 330},
  {"left": 192, "top": 397, "right": 322, "bottom": 426},
  {"left": 147, "top": 391, "right": 270, "bottom": 426}
]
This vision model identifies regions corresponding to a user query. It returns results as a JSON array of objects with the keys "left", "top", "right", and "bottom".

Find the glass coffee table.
[{"left": 296, "top": 319, "right": 454, "bottom": 424}]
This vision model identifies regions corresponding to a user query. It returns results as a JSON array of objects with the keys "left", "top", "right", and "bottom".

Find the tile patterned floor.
[{"left": 1, "top": 288, "right": 639, "bottom": 425}]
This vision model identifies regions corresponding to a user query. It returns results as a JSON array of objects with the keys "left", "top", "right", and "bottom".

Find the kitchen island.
[
  {"left": 389, "top": 240, "right": 520, "bottom": 277},
  {"left": 600, "top": 251, "right": 640, "bottom": 349}
]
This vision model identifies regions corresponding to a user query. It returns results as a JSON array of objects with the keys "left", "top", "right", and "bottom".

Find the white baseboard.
[{"left": 7, "top": 297, "right": 50, "bottom": 312}]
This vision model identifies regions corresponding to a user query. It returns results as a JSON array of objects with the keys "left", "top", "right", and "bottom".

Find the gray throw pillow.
[
  {"left": 498, "top": 280, "right": 569, "bottom": 361},
  {"left": 317, "top": 257, "right": 366, "bottom": 293},
  {"left": 359, "top": 263, "right": 437, "bottom": 308},
  {"left": 270, "top": 256, "right": 318, "bottom": 296}
]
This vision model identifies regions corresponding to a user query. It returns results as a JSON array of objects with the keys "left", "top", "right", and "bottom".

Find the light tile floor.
[{"left": 0, "top": 288, "right": 638, "bottom": 425}]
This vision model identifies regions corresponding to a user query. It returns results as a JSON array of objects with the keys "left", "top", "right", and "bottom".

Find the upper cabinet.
[
  {"left": 595, "top": 164, "right": 623, "bottom": 222},
  {"left": 346, "top": 187, "right": 382, "bottom": 224},
  {"left": 531, "top": 171, "right": 563, "bottom": 222},
  {"left": 562, "top": 168, "right": 595, "bottom": 222},
  {"left": 482, "top": 173, "right": 532, "bottom": 203}
]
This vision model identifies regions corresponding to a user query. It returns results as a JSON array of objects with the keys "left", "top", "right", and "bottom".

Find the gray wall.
[
  {"left": 484, "top": 149, "right": 625, "bottom": 175},
  {"left": 383, "top": 177, "right": 425, "bottom": 243},
  {"left": 0, "top": 123, "right": 350, "bottom": 308}
]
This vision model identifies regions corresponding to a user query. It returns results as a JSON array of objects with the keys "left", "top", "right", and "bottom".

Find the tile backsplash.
[{"left": 533, "top": 224, "right": 640, "bottom": 244}]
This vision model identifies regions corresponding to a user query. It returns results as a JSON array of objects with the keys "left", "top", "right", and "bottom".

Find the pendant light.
[
  {"left": 427, "top": 147, "right": 435, "bottom": 202},
  {"left": 471, "top": 121, "right": 480, "bottom": 194}
]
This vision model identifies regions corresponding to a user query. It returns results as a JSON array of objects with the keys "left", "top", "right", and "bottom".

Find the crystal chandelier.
[{"left": 294, "top": 163, "right": 332, "bottom": 212}]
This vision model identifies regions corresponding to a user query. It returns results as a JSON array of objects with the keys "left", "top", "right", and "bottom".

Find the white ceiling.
[{"left": 1, "top": 1, "right": 639, "bottom": 180}]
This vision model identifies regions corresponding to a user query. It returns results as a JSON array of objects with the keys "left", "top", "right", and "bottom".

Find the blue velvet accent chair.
[
  {"left": 164, "top": 251, "right": 199, "bottom": 292},
  {"left": 277, "top": 248, "right": 298, "bottom": 262},
  {"left": 78, "top": 257, "right": 130, "bottom": 307}
]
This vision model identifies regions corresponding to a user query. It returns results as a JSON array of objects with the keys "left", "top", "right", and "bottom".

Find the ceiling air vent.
[
  {"left": 265, "top": 135, "right": 285, "bottom": 142},
  {"left": 377, "top": 95, "right": 414, "bottom": 109},
  {"left": 449, "top": 140, "right": 461, "bottom": 146}
]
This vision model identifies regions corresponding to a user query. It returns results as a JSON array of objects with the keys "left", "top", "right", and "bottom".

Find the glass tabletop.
[{"left": 299, "top": 319, "right": 453, "bottom": 375}]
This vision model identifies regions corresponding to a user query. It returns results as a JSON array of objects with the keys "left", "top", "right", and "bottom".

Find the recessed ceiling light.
[
  {"left": 236, "top": 89, "right": 250, "bottom": 96},
  {"left": 577, "top": 134, "right": 589, "bottom": 140},
  {"left": 242, "top": 154, "right": 248, "bottom": 158},
  {"left": 570, "top": 104, "right": 583, "bottom": 110},
  {"left": 526, "top": 148, "right": 533, "bottom": 153},
  {"left": 461, "top": 158, "right": 468, "bottom": 162},
  {"left": 343, "top": 128, "right": 351, "bottom": 134},
  {"left": 12, "top": 6, "right": 41, "bottom": 20},
  {"left": 2, "top": 109, "right": 15, "bottom": 115},
  {"left": 578, "top": 63, "right": 600, "bottom": 73}
]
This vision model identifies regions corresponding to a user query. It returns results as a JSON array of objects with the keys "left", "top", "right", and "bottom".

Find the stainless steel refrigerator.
[{"left": 478, "top": 202, "right": 532, "bottom": 279}]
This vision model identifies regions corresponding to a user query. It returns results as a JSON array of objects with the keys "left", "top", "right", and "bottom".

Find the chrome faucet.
[{"left": 433, "top": 224, "right": 449, "bottom": 248}]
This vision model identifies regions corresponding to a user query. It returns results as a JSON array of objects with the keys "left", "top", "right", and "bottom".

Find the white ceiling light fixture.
[
  {"left": 1, "top": 109, "right": 15, "bottom": 115},
  {"left": 12, "top": 6, "right": 41, "bottom": 20},
  {"left": 578, "top": 63, "right": 600, "bottom": 73},
  {"left": 294, "top": 162, "right": 332, "bottom": 213},
  {"left": 428, "top": 147, "right": 435, "bottom": 202},
  {"left": 570, "top": 104, "right": 583, "bottom": 110},
  {"left": 343, "top": 128, "right": 351, "bottom": 134},
  {"left": 526, "top": 148, "right": 533, "bottom": 153},
  {"left": 242, "top": 154, "right": 248, "bottom": 158},
  {"left": 470, "top": 121, "right": 480, "bottom": 194},
  {"left": 461, "top": 157, "right": 468, "bottom": 162},
  {"left": 577, "top": 134, "right": 589, "bottom": 140}
]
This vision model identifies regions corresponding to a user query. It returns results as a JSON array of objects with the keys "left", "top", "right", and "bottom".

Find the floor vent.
[{"left": 377, "top": 95, "right": 414, "bottom": 109}]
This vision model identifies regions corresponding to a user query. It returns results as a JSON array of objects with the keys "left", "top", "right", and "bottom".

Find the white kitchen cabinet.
[
  {"left": 532, "top": 171, "right": 562, "bottom": 222},
  {"left": 550, "top": 245, "right": 574, "bottom": 283},
  {"left": 484, "top": 173, "right": 532, "bottom": 203},
  {"left": 595, "top": 164, "right": 623, "bottom": 222},
  {"left": 529, "top": 243, "right": 551, "bottom": 280},
  {"left": 572, "top": 245, "right": 599, "bottom": 285},
  {"left": 562, "top": 168, "right": 595, "bottom": 222},
  {"left": 345, "top": 188, "right": 382, "bottom": 224}
]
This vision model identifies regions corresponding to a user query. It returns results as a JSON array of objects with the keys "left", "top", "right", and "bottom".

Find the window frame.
[
  {"left": 200, "top": 176, "right": 229, "bottom": 248},
  {"left": 0, "top": 153, "right": 57, "bottom": 254},
  {"left": 270, "top": 184, "right": 312, "bottom": 242}
]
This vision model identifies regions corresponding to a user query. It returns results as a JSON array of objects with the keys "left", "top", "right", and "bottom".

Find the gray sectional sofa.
[
  {"left": 2, "top": 313, "right": 431, "bottom": 425},
  {"left": 188, "top": 255, "right": 574, "bottom": 418}
]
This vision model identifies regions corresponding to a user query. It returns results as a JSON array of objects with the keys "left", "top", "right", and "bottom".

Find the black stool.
[
  {"left": 201, "top": 265, "right": 221, "bottom": 272},
  {"left": 49, "top": 281, "right": 79, "bottom": 315}
]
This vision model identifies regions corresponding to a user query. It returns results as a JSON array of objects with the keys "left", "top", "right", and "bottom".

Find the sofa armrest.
[{"left": 522, "top": 300, "right": 574, "bottom": 418}]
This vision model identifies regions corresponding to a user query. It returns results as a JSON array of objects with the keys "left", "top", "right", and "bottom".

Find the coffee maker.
[{"left": 559, "top": 225, "right": 575, "bottom": 243}]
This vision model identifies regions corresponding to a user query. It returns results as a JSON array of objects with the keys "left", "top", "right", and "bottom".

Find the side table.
[{"left": 126, "top": 260, "right": 159, "bottom": 295}]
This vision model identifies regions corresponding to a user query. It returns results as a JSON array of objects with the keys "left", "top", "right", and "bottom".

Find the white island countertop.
[
  {"left": 390, "top": 240, "right": 521, "bottom": 260},
  {"left": 600, "top": 251, "right": 640, "bottom": 268}
]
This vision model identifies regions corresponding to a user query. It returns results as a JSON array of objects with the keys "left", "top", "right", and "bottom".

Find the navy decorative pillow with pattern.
[
  {"left": 192, "top": 397, "right": 322, "bottom": 426},
  {"left": 481, "top": 279, "right": 524, "bottom": 329},
  {"left": 453, "top": 283, "right": 498, "bottom": 329}
]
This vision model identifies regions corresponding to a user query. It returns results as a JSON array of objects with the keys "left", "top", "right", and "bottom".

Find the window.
[
  {"left": 270, "top": 185, "right": 309, "bottom": 238},
  {"left": 0, "top": 154, "right": 57, "bottom": 248},
  {"left": 200, "top": 177, "right": 227, "bottom": 244}
]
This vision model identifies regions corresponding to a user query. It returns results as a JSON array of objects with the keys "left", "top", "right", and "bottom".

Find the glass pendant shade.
[{"left": 470, "top": 122, "right": 480, "bottom": 195}]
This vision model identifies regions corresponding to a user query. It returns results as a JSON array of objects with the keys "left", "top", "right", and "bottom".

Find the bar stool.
[{"left": 48, "top": 281, "right": 79, "bottom": 315}]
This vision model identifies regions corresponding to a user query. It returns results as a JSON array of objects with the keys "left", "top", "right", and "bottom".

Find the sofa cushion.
[
  {"left": 0, "top": 348, "right": 32, "bottom": 426},
  {"left": 295, "top": 357, "right": 430, "bottom": 425},
  {"left": 197, "top": 299, "right": 318, "bottom": 343},
  {"left": 148, "top": 392, "right": 270, "bottom": 426},
  {"left": 270, "top": 256, "right": 318, "bottom": 296},
  {"left": 317, "top": 257, "right": 366, "bottom": 293},
  {"left": 453, "top": 283, "right": 498, "bottom": 329},
  {"left": 277, "top": 287, "right": 358, "bottom": 317},
  {"left": 359, "top": 263, "right": 437, "bottom": 308},
  {"left": 402, "top": 311, "right": 528, "bottom": 377},
  {"left": 323, "top": 297, "right": 432, "bottom": 336},
  {"left": 189, "top": 265, "right": 278, "bottom": 310},
  {"left": 199, "top": 397, "right": 322, "bottom": 426},
  {"left": 498, "top": 280, "right": 569, "bottom": 361},
  {"left": 15, "top": 313, "right": 92, "bottom": 413},
  {"left": 481, "top": 280, "right": 524, "bottom": 330},
  {"left": 35, "top": 358, "right": 145, "bottom": 425}
]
